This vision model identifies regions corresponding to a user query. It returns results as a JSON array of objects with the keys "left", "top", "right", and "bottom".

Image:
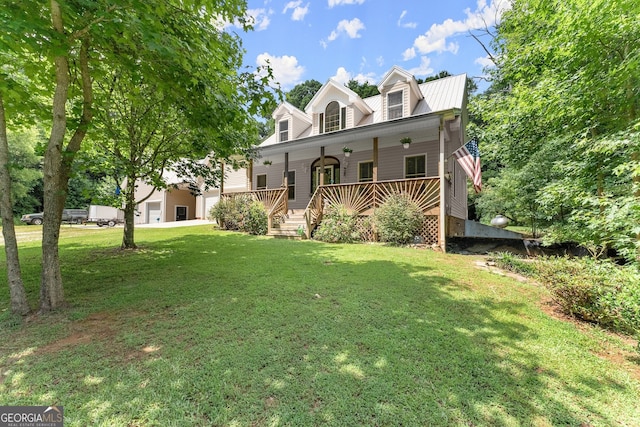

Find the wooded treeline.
[{"left": 472, "top": 0, "right": 639, "bottom": 262}]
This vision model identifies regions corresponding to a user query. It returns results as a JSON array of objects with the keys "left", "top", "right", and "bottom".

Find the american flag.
[{"left": 453, "top": 139, "right": 482, "bottom": 193}]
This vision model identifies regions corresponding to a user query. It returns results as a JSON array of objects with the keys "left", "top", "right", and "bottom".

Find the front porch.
[{"left": 222, "top": 177, "right": 442, "bottom": 246}]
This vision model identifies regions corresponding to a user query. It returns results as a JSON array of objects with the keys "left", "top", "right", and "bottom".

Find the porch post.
[
  {"left": 439, "top": 119, "right": 447, "bottom": 252},
  {"left": 284, "top": 152, "right": 289, "bottom": 213},
  {"left": 284, "top": 152, "right": 289, "bottom": 188},
  {"left": 247, "top": 160, "right": 253, "bottom": 191},
  {"left": 373, "top": 137, "right": 378, "bottom": 182},
  {"left": 320, "top": 147, "right": 325, "bottom": 185}
]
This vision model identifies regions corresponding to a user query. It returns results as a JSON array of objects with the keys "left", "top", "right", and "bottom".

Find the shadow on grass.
[{"left": 0, "top": 229, "right": 638, "bottom": 425}]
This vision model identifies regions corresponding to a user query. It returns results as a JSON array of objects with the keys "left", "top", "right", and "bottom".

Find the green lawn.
[{"left": 1, "top": 225, "right": 639, "bottom": 426}]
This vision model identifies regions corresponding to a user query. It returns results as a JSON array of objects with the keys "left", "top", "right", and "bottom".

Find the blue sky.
[{"left": 228, "top": 0, "right": 510, "bottom": 92}]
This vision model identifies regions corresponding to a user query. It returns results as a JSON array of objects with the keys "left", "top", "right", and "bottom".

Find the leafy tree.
[
  {"left": 4, "top": 128, "right": 44, "bottom": 216},
  {"left": 0, "top": 0, "right": 275, "bottom": 312},
  {"left": 90, "top": 64, "right": 267, "bottom": 248},
  {"left": 473, "top": 0, "right": 640, "bottom": 261},
  {"left": 416, "top": 71, "right": 452, "bottom": 84},
  {"left": 346, "top": 80, "right": 379, "bottom": 98},
  {"left": 285, "top": 80, "right": 322, "bottom": 110}
]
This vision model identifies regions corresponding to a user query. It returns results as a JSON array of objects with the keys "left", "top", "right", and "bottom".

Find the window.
[
  {"left": 287, "top": 171, "right": 296, "bottom": 200},
  {"left": 405, "top": 155, "right": 426, "bottom": 178},
  {"left": 319, "top": 113, "right": 324, "bottom": 134},
  {"left": 358, "top": 161, "right": 373, "bottom": 182},
  {"left": 387, "top": 90, "right": 403, "bottom": 119},
  {"left": 279, "top": 120, "right": 289, "bottom": 142},
  {"left": 256, "top": 174, "right": 267, "bottom": 190},
  {"left": 325, "top": 101, "right": 340, "bottom": 132}
]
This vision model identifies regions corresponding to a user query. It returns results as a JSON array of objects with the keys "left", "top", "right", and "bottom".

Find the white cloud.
[
  {"left": 283, "top": 1, "right": 310, "bottom": 21},
  {"left": 331, "top": 67, "right": 377, "bottom": 85},
  {"left": 406, "top": 0, "right": 510, "bottom": 56},
  {"left": 327, "top": 18, "right": 365, "bottom": 41},
  {"left": 245, "top": 8, "right": 272, "bottom": 31},
  {"left": 256, "top": 53, "right": 305, "bottom": 89},
  {"left": 376, "top": 56, "right": 385, "bottom": 67},
  {"left": 352, "top": 72, "right": 377, "bottom": 85},
  {"left": 328, "top": 0, "right": 365, "bottom": 8},
  {"left": 407, "top": 56, "right": 434, "bottom": 78},
  {"left": 331, "top": 67, "right": 352, "bottom": 85},
  {"left": 402, "top": 47, "right": 416, "bottom": 61},
  {"left": 397, "top": 10, "right": 417, "bottom": 29},
  {"left": 474, "top": 56, "right": 495, "bottom": 68}
]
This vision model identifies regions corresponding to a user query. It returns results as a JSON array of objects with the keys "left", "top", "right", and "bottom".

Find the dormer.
[
  {"left": 377, "top": 66, "right": 423, "bottom": 121},
  {"left": 272, "top": 101, "right": 312, "bottom": 143},
  {"left": 305, "top": 80, "right": 373, "bottom": 135}
]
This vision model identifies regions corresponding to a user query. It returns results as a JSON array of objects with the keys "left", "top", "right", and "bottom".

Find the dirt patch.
[{"left": 32, "top": 311, "right": 118, "bottom": 356}]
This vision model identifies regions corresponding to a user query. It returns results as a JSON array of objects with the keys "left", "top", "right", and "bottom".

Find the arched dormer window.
[{"left": 320, "top": 101, "right": 346, "bottom": 134}]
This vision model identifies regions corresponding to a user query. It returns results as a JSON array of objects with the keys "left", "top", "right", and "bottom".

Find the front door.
[
  {"left": 310, "top": 157, "right": 341, "bottom": 194},
  {"left": 176, "top": 206, "right": 187, "bottom": 221},
  {"left": 313, "top": 165, "right": 341, "bottom": 192}
]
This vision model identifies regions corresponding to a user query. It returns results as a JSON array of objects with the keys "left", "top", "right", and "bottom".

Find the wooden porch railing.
[
  {"left": 303, "top": 177, "right": 440, "bottom": 241},
  {"left": 222, "top": 188, "right": 288, "bottom": 232}
]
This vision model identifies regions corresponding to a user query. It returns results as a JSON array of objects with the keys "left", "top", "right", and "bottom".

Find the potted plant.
[
  {"left": 263, "top": 160, "right": 272, "bottom": 167},
  {"left": 400, "top": 137, "right": 412, "bottom": 149},
  {"left": 342, "top": 146, "right": 353, "bottom": 157}
]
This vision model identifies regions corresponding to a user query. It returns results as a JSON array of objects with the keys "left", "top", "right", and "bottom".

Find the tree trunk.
[
  {"left": 121, "top": 181, "right": 137, "bottom": 249},
  {"left": 0, "top": 93, "right": 31, "bottom": 315},
  {"left": 40, "top": 3, "right": 93, "bottom": 312}
]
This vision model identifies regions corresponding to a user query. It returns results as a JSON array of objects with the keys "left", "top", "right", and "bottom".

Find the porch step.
[{"left": 268, "top": 211, "right": 307, "bottom": 239}]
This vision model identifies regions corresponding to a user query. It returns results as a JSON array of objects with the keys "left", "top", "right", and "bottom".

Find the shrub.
[
  {"left": 373, "top": 194, "right": 423, "bottom": 245},
  {"left": 490, "top": 252, "right": 538, "bottom": 276},
  {"left": 535, "top": 257, "right": 640, "bottom": 335},
  {"left": 243, "top": 201, "right": 268, "bottom": 235},
  {"left": 314, "top": 204, "right": 360, "bottom": 243},
  {"left": 208, "top": 195, "right": 267, "bottom": 235}
]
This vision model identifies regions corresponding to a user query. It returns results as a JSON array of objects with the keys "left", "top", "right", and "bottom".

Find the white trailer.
[{"left": 88, "top": 205, "right": 125, "bottom": 227}]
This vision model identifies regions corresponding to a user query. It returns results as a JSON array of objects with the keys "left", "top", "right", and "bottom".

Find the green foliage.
[
  {"left": 472, "top": 0, "right": 640, "bottom": 262},
  {"left": 243, "top": 200, "right": 268, "bottom": 235},
  {"left": 209, "top": 195, "right": 267, "bottom": 235},
  {"left": 537, "top": 258, "right": 640, "bottom": 335},
  {"left": 5, "top": 127, "right": 43, "bottom": 215},
  {"left": 491, "top": 253, "right": 640, "bottom": 336},
  {"left": 489, "top": 252, "right": 538, "bottom": 277},
  {"left": 373, "top": 194, "right": 423, "bottom": 245},
  {"left": 285, "top": 80, "right": 322, "bottom": 110},
  {"left": 346, "top": 80, "right": 379, "bottom": 98},
  {"left": 313, "top": 204, "right": 360, "bottom": 243}
]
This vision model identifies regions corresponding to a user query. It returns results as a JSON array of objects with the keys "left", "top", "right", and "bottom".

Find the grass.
[{"left": 1, "top": 225, "right": 639, "bottom": 426}]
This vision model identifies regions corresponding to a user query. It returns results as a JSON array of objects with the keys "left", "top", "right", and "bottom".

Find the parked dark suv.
[{"left": 21, "top": 209, "right": 89, "bottom": 225}]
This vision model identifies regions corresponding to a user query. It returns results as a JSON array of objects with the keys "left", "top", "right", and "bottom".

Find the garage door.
[
  {"left": 204, "top": 195, "right": 219, "bottom": 219},
  {"left": 147, "top": 202, "right": 161, "bottom": 224}
]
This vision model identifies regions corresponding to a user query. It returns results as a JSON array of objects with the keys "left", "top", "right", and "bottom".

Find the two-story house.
[{"left": 224, "top": 66, "right": 471, "bottom": 249}]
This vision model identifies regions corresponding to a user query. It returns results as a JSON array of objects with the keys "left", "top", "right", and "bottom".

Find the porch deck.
[{"left": 222, "top": 177, "right": 441, "bottom": 244}]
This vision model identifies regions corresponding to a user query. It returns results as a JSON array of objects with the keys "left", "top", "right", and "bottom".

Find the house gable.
[
  {"left": 305, "top": 79, "right": 373, "bottom": 135},
  {"left": 377, "top": 66, "right": 423, "bottom": 121},
  {"left": 272, "top": 101, "right": 312, "bottom": 143}
]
